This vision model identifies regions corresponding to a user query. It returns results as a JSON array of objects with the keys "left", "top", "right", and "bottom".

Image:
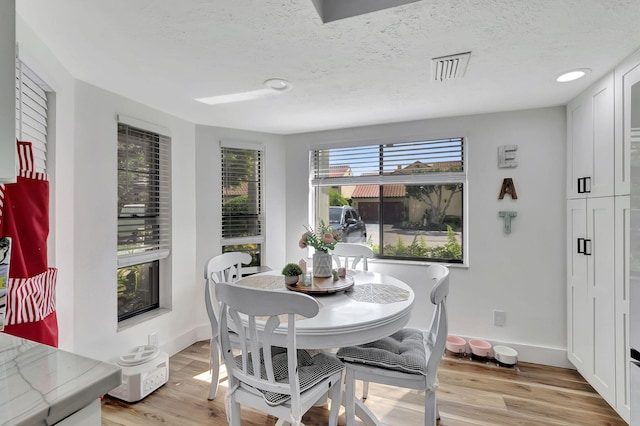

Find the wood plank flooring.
[{"left": 101, "top": 341, "right": 627, "bottom": 425}]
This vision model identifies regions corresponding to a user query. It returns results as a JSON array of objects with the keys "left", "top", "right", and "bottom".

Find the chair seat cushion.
[
  {"left": 236, "top": 347, "right": 344, "bottom": 406},
  {"left": 337, "top": 328, "right": 427, "bottom": 375}
]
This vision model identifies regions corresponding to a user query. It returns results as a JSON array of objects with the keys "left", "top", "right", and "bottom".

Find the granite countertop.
[{"left": 0, "top": 333, "right": 121, "bottom": 425}]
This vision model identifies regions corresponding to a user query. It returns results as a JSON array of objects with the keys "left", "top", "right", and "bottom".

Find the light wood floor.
[{"left": 101, "top": 340, "right": 627, "bottom": 426}]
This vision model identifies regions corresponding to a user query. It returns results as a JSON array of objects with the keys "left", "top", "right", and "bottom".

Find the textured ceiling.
[{"left": 16, "top": 0, "right": 640, "bottom": 135}]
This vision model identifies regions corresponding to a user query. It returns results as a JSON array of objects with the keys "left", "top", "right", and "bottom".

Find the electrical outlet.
[
  {"left": 493, "top": 310, "right": 506, "bottom": 326},
  {"left": 148, "top": 332, "right": 159, "bottom": 347}
]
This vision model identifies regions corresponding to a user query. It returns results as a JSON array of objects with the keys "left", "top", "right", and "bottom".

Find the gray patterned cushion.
[
  {"left": 337, "top": 328, "right": 426, "bottom": 375},
  {"left": 235, "top": 347, "right": 344, "bottom": 406}
]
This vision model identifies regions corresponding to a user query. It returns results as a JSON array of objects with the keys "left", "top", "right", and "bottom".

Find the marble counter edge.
[
  {"left": 0, "top": 333, "right": 122, "bottom": 425},
  {"left": 46, "top": 361, "right": 122, "bottom": 425}
]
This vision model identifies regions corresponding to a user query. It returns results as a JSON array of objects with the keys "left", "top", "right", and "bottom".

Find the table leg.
[
  {"left": 342, "top": 374, "right": 382, "bottom": 426},
  {"left": 354, "top": 398, "right": 383, "bottom": 426}
]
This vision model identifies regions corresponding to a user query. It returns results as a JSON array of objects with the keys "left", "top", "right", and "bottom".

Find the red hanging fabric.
[{"left": 0, "top": 141, "right": 58, "bottom": 346}]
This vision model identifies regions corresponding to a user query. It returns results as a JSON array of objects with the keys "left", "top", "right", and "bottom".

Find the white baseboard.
[
  {"left": 161, "top": 328, "right": 573, "bottom": 369},
  {"left": 159, "top": 327, "right": 203, "bottom": 358}
]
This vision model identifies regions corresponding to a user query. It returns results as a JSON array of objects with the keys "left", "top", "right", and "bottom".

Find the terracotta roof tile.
[
  {"left": 391, "top": 160, "right": 462, "bottom": 174},
  {"left": 329, "top": 165, "right": 352, "bottom": 177},
  {"left": 223, "top": 182, "right": 248, "bottom": 196},
  {"left": 351, "top": 184, "right": 405, "bottom": 198}
]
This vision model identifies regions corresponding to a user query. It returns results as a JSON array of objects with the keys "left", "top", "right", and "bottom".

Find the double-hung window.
[
  {"left": 311, "top": 137, "right": 465, "bottom": 263},
  {"left": 221, "top": 141, "right": 264, "bottom": 270},
  {"left": 117, "top": 121, "right": 171, "bottom": 321}
]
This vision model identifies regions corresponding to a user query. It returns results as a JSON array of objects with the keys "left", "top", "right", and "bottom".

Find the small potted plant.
[{"left": 281, "top": 263, "right": 303, "bottom": 285}]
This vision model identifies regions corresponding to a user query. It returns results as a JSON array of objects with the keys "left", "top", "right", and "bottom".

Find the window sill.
[
  {"left": 370, "top": 258, "right": 469, "bottom": 269},
  {"left": 117, "top": 307, "right": 172, "bottom": 332}
]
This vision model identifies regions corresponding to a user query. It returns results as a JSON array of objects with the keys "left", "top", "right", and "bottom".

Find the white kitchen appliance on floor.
[{"left": 107, "top": 345, "right": 169, "bottom": 402}]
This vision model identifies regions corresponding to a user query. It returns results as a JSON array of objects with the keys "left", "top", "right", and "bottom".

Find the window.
[
  {"left": 311, "top": 138, "right": 464, "bottom": 263},
  {"left": 117, "top": 122, "right": 171, "bottom": 321},
  {"left": 16, "top": 61, "right": 49, "bottom": 173},
  {"left": 221, "top": 141, "right": 264, "bottom": 270}
]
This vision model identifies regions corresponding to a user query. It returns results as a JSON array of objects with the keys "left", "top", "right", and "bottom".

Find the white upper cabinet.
[
  {"left": 614, "top": 48, "right": 640, "bottom": 196},
  {"left": 567, "top": 72, "right": 615, "bottom": 199},
  {"left": 0, "top": 1, "right": 16, "bottom": 183}
]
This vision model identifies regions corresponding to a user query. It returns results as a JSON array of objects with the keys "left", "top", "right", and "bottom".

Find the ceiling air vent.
[{"left": 431, "top": 52, "right": 471, "bottom": 81}]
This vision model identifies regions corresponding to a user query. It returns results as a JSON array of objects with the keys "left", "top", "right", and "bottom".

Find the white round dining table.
[{"left": 235, "top": 270, "right": 415, "bottom": 350}]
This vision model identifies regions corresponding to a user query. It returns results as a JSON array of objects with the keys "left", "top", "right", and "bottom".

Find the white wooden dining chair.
[
  {"left": 215, "top": 282, "right": 345, "bottom": 426},
  {"left": 337, "top": 264, "right": 450, "bottom": 426},
  {"left": 331, "top": 242, "right": 375, "bottom": 398},
  {"left": 204, "top": 251, "right": 252, "bottom": 400},
  {"left": 331, "top": 242, "right": 374, "bottom": 271}
]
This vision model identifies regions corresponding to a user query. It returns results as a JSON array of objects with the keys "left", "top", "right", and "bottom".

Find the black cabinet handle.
[
  {"left": 584, "top": 239, "right": 592, "bottom": 255},
  {"left": 577, "top": 238, "right": 585, "bottom": 254},
  {"left": 577, "top": 177, "right": 592, "bottom": 194}
]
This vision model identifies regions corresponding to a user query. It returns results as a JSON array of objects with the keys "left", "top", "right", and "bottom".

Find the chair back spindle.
[{"left": 331, "top": 243, "right": 374, "bottom": 270}]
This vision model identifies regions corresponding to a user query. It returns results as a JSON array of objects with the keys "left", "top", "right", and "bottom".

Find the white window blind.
[
  {"left": 221, "top": 142, "right": 263, "bottom": 243},
  {"left": 310, "top": 137, "right": 465, "bottom": 263},
  {"left": 15, "top": 61, "right": 48, "bottom": 173},
  {"left": 117, "top": 123, "right": 171, "bottom": 267},
  {"left": 311, "top": 138, "right": 464, "bottom": 187}
]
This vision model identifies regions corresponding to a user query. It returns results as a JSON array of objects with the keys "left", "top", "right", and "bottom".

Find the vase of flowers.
[{"left": 299, "top": 222, "right": 340, "bottom": 277}]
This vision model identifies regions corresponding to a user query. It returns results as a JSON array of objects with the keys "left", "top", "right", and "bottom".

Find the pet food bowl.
[
  {"left": 493, "top": 345, "right": 518, "bottom": 365},
  {"left": 445, "top": 335, "right": 467, "bottom": 354},
  {"left": 468, "top": 339, "right": 492, "bottom": 358}
]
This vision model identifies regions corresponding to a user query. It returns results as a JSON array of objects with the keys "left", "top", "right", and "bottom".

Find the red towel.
[{"left": 0, "top": 141, "right": 58, "bottom": 346}]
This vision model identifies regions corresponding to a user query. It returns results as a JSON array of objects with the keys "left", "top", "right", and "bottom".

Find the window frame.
[
  {"left": 116, "top": 116, "right": 171, "bottom": 322},
  {"left": 220, "top": 140, "right": 265, "bottom": 268},
  {"left": 310, "top": 137, "right": 465, "bottom": 263}
]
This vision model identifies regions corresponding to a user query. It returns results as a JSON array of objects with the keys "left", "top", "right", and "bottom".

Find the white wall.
[
  {"left": 194, "top": 126, "right": 287, "bottom": 340},
  {"left": 70, "top": 80, "right": 200, "bottom": 361},
  {"left": 16, "top": 16, "right": 287, "bottom": 362},
  {"left": 17, "top": 15, "right": 569, "bottom": 367},
  {"left": 284, "top": 107, "right": 570, "bottom": 367}
]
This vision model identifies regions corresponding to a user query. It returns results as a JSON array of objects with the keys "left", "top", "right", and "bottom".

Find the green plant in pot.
[{"left": 281, "top": 263, "right": 303, "bottom": 285}]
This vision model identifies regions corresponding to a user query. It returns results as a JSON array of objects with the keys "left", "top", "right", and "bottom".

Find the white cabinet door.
[
  {"left": 589, "top": 196, "right": 616, "bottom": 404},
  {"left": 567, "top": 198, "right": 590, "bottom": 370},
  {"left": 567, "top": 197, "right": 616, "bottom": 406},
  {"left": 614, "top": 48, "right": 640, "bottom": 196},
  {"left": 0, "top": 1, "right": 16, "bottom": 183},
  {"left": 614, "top": 195, "right": 631, "bottom": 423},
  {"left": 567, "top": 73, "right": 615, "bottom": 199}
]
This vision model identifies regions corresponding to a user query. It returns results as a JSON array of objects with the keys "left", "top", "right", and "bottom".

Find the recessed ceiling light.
[
  {"left": 264, "top": 78, "right": 292, "bottom": 91},
  {"left": 556, "top": 68, "right": 591, "bottom": 83}
]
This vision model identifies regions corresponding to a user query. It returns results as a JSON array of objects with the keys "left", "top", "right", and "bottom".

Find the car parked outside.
[{"left": 329, "top": 206, "right": 367, "bottom": 243}]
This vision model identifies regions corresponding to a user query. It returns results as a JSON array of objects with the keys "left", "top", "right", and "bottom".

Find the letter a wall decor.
[{"left": 498, "top": 178, "right": 518, "bottom": 200}]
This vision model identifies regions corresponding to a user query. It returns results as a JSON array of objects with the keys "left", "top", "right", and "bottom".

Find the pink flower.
[
  {"left": 322, "top": 232, "right": 334, "bottom": 244},
  {"left": 300, "top": 223, "right": 340, "bottom": 252},
  {"left": 299, "top": 232, "right": 310, "bottom": 249}
]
